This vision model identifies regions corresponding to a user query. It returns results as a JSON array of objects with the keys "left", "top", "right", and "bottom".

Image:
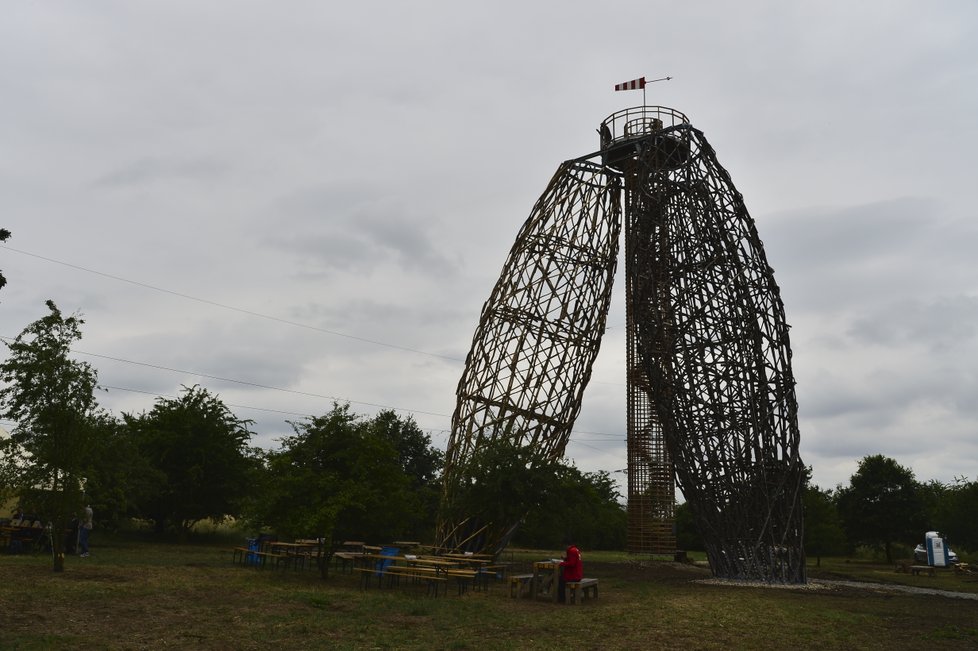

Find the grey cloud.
[
  {"left": 94, "top": 156, "right": 227, "bottom": 187},
  {"left": 764, "top": 198, "right": 939, "bottom": 277},
  {"left": 846, "top": 295, "right": 978, "bottom": 352},
  {"left": 270, "top": 186, "right": 459, "bottom": 278},
  {"left": 764, "top": 198, "right": 978, "bottom": 317}
]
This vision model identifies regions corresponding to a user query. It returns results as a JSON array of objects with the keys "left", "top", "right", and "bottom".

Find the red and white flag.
[{"left": 614, "top": 77, "right": 646, "bottom": 91}]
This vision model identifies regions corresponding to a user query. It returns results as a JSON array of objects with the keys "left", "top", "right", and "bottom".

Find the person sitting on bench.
[{"left": 558, "top": 539, "right": 583, "bottom": 604}]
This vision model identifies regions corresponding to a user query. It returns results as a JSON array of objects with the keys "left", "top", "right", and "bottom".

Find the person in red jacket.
[{"left": 558, "top": 542, "right": 583, "bottom": 603}]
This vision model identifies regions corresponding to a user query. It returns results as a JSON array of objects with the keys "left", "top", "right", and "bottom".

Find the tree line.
[
  {"left": 677, "top": 454, "right": 978, "bottom": 565},
  {"left": 6, "top": 301, "right": 971, "bottom": 574},
  {"left": 0, "top": 302, "right": 625, "bottom": 572}
]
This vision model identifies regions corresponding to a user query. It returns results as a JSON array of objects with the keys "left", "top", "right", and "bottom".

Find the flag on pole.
[{"left": 614, "top": 77, "right": 646, "bottom": 91}]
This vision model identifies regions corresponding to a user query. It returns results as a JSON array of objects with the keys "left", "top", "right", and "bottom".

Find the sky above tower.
[{"left": 2, "top": 0, "right": 976, "bottom": 494}]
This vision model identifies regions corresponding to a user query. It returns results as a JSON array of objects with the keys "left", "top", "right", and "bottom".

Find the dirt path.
[{"left": 813, "top": 579, "right": 978, "bottom": 600}]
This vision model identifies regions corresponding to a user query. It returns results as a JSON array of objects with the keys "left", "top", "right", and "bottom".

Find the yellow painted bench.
[
  {"left": 566, "top": 578, "right": 599, "bottom": 604},
  {"left": 509, "top": 573, "right": 534, "bottom": 598}
]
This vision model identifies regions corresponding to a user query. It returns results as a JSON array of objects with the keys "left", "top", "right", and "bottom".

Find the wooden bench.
[
  {"left": 565, "top": 578, "right": 599, "bottom": 604},
  {"left": 446, "top": 569, "right": 479, "bottom": 595},
  {"left": 333, "top": 551, "right": 360, "bottom": 573},
  {"left": 475, "top": 564, "right": 507, "bottom": 591},
  {"left": 354, "top": 566, "right": 448, "bottom": 595},
  {"left": 910, "top": 565, "right": 935, "bottom": 576},
  {"left": 387, "top": 567, "right": 448, "bottom": 596},
  {"left": 509, "top": 573, "right": 534, "bottom": 598},
  {"left": 252, "top": 550, "right": 290, "bottom": 569},
  {"left": 353, "top": 566, "right": 388, "bottom": 589},
  {"left": 231, "top": 546, "right": 251, "bottom": 565}
]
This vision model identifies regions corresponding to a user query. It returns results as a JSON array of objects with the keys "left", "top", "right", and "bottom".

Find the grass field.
[{"left": 2, "top": 535, "right": 977, "bottom": 650}]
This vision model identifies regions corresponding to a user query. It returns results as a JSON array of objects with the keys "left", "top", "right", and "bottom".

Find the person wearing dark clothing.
[
  {"left": 78, "top": 505, "right": 93, "bottom": 557},
  {"left": 557, "top": 543, "right": 583, "bottom": 603}
]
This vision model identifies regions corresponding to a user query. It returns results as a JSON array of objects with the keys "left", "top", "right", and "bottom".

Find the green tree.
[
  {"left": 0, "top": 301, "right": 102, "bottom": 571},
  {"left": 249, "top": 404, "right": 416, "bottom": 578},
  {"left": 516, "top": 465, "right": 626, "bottom": 550},
  {"left": 445, "top": 436, "right": 564, "bottom": 552},
  {"left": 365, "top": 410, "right": 443, "bottom": 539},
  {"left": 803, "top": 484, "right": 847, "bottom": 566},
  {"left": 80, "top": 412, "right": 160, "bottom": 530},
  {"left": 675, "top": 501, "right": 703, "bottom": 552},
  {"left": 935, "top": 477, "right": 978, "bottom": 553},
  {"left": 126, "top": 385, "right": 259, "bottom": 534},
  {"left": 836, "top": 454, "right": 927, "bottom": 563}
]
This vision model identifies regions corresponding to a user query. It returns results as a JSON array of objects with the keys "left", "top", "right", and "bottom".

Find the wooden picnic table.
[
  {"left": 1, "top": 525, "right": 47, "bottom": 554},
  {"left": 532, "top": 560, "right": 561, "bottom": 602},
  {"left": 269, "top": 541, "right": 318, "bottom": 551},
  {"left": 351, "top": 552, "right": 484, "bottom": 595},
  {"left": 268, "top": 541, "right": 319, "bottom": 569}
]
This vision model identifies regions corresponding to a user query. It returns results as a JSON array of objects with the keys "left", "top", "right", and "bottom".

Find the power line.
[
  {"left": 1, "top": 245, "right": 465, "bottom": 363},
  {"left": 100, "top": 385, "right": 315, "bottom": 419},
  {"left": 0, "top": 334, "right": 452, "bottom": 421},
  {"left": 0, "top": 248, "right": 627, "bottom": 450},
  {"left": 1, "top": 332, "right": 622, "bottom": 445},
  {"left": 79, "top": 347, "right": 451, "bottom": 418}
]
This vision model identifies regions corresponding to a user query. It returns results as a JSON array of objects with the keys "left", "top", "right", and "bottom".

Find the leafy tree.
[
  {"left": 249, "top": 404, "right": 416, "bottom": 578},
  {"left": 126, "top": 385, "right": 259, "bottom": 534},
  {"left": 675, "top": 501, "right": 703, "bottom": 552},
  {"left": 803, "top": 483, "right": 847, "bottom": 566},
  {"left": 80, "top": 412, "right": 161, "bottom": 530},
  {"left": 516, "top": 465, "right": 626, "bottom": 550},
  {"left": 368, "top": 410, "right": 443, "bottom": 485},
  {"left": 934, "top": 477, "right": 978, "bottom": 553},
  {"left": 836, "top": 454, "right": 927, "bottom": 563},
  {"left": 0, "top": 301, "right": 102, "bottom": 571},
  {"left": 445, "top": 436, "right": 564, "bottom": 552},
  {"left": 365, "top": 410, "right": 443, "bottom": 538}
]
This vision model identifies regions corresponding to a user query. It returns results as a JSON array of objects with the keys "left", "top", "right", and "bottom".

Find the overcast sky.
[{"left": 2, "top": 1, "right": 976, "bottom": 496}]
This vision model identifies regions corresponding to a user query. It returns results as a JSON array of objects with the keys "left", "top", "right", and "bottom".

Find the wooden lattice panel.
[
  {"left": 437, "top": 107, "right": 805, "bottom": 583},
  {"left": 606, "top": 107, "right": 806, "bottom": 583},
  {"left": 437, "top": 159, "right": 621, "bottom": 554}
]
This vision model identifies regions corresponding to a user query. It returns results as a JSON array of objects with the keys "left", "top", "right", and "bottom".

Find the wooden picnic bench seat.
[
  {"left": 252, "top": 550, "right": 290, "bottom": 569},
  {"left": 231, "top": 546, "right": 251, "bottom": 565},
  {"left": 910, "top": 565, "right": 935, "bottom": 576},
  {"left": 565, "top": 578, "right": 599, "bottom": 604},
  {"left": 386, "top": 566, "right": 449, "bottom": 595},
  {"left": 509, "top": 573, "right": 534, "bottom": 598},
  {"left": 333, "top": 550, "right": 360, "bottom": 573},
  {"left": 353, "top": 565, "right": 449, "bottom": 595},
  {"left": 445, "top": 568, "right": 479, "bottom": 595}
]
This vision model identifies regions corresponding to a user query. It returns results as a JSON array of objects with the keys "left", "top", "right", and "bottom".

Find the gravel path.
[
  {"left": 695, "top": 577, "right": 978, "bottom": 600},
  {"left": 811, "top": 579, "right": 978, "bottom": 600}
]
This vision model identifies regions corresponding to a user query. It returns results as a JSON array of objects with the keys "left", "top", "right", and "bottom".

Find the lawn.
[{"left": 1, "top": 535, "right": 977, "bottom": 650}]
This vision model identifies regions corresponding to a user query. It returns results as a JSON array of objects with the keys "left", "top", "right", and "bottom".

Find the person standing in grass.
[
  {"left": 558, "top": 540, "right": 583, "bottom": 603},
  {"left": 78, "top": 505, "right": 93, "bottom": 557}
]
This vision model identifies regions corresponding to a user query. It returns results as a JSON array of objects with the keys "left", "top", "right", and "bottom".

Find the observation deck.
[{"left": 599, "top": 106, "right": 690, "bottom": 171}]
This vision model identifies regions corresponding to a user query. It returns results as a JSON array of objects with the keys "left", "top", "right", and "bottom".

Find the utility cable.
[{"left": 0, "top": 245, "right": 465, "bottom": 363}]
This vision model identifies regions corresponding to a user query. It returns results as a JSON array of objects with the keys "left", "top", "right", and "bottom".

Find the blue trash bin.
[{"left": 245, "top": 538, "right": 259, "bottom": 566}]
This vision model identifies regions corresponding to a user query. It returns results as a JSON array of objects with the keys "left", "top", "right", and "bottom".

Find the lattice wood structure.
[
  {"left": 435, "top": 160, "right": 621, "bottom": 553},
  {"left": 437, "top": 106, "right": 806, "bottom": 583}
]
